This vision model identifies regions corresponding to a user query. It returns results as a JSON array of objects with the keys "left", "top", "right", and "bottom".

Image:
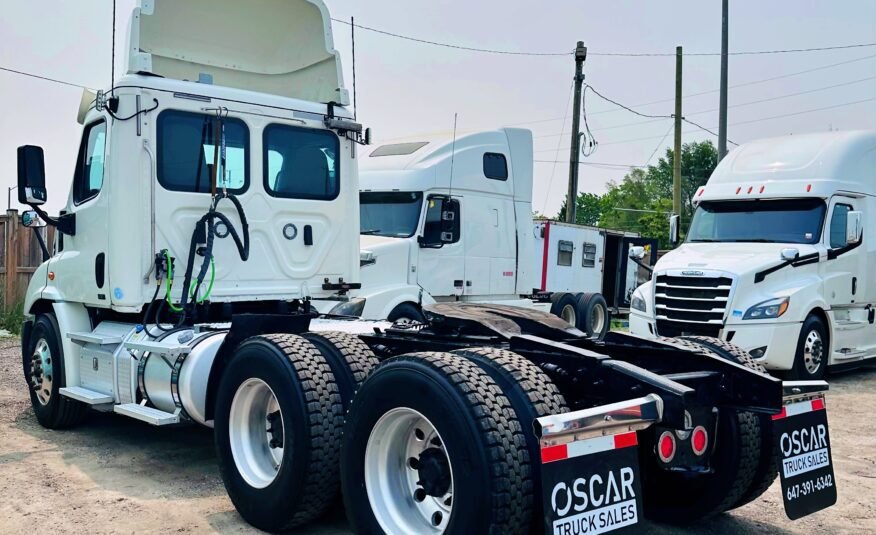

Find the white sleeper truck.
[
  {"left": 630, "top": 131, "right": 876, "bottom": 381},
  {"left": 15, "top": 1, "right": 837, "bottom": 533},
  {"left": 328, "top": 130, "right": 656, "bottom": 338}
]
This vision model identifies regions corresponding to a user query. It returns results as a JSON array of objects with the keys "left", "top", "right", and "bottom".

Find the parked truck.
[
  {"left": 323, "top": 129, "right": 656, "bottom": 338},
  {"left": 630, "top": 130, "right": 876, "bottom": 381},
  {"left": 15, "top": 1, "right": 836, "bottom": 533}
]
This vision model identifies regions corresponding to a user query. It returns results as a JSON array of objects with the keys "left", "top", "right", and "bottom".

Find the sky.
[{"left": 1, "top": 0, "right": 875, "bottom": 216}]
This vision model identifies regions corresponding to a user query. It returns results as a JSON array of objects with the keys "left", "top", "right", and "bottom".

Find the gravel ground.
[{"left": 0, "top": 339, "right": 874, "bottom": 534}]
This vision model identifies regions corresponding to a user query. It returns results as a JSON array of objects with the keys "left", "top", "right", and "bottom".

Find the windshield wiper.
[
  {"left": 688, "top": 238, "right": 720, "bottom": 242},
  {"left": 729, "top": 239, "right": 776, "bottom": 243},
  {"left": 361, "top": 229, "right": 382, "bottom": 235}
]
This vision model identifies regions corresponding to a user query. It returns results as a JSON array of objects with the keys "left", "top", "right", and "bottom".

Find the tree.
[
  {"left": 643, "top": 140, "right": 719, "bottom": 224},
  {"left": 557, "top": 192, "right": 604, "bottom": 226}
]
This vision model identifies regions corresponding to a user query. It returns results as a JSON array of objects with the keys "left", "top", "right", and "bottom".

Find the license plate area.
[
  {"left": 773, "top": 396, "right": 837, "bottom": 520},
  {"left": 540, "top": 432, "right": 643, "bottom": 535}
]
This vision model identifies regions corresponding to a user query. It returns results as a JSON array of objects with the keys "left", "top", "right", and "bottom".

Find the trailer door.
[{"left": 616, "top": 237, "right": 658, "bottom": 308}]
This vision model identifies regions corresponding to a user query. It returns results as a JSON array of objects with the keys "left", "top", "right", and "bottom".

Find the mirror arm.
[
  {"left": 30, "top": 204, "right": 76, "bottom": 236},
  {"left": 631, "top": 257, "right": 654, "bottom": 276},
  {"left": 31, "top": 227, "right": 50, "bottom": 261}
]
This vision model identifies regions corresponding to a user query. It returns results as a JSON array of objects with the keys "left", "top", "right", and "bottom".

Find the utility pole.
[
  {"left": 566, "top": 41, "right": 587, "bottom": 224},
  {"left": 673, "top": 46, "right": 683, "bottom": 217},
  {"left": 718, "top": 0, "right": 729, "bottom": 159}
]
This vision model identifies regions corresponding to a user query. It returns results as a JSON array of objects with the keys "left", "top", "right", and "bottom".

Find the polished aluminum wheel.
[
  {"left": 803, "top": 329, "right": 824, "bottom": 375},
  {"left": 365, "top": 407, "right": 453, "bottom": 534},
  {"left": 590, "top": 303, "right": 606, "bottom": 336},
  {"left": 30, "top": 338, "right": 53, "bottom": 406},
  {"left": 229, "top": 378, "right": 284, "bottom": 489},
  {"left": 560, "top": 303, "right": 577, "bottom": 326}
]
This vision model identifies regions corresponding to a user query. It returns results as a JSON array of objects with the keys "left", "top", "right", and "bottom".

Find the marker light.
[
  {"left": 48, "top": 272, "right": 55, "bottom": 281},
  {"left": 747, "top": 186, "right": 753, "bottom": 194},
  {"left": 657, "top": 431, "right": 676, "bottom": 463},
  {"left": 806, "top": 184, "right": 812, "bottom": 192},
  {"left": 736, "top": 186, "right": 741, "bottom": 194},
  {"left": 691, "top": 426, "right": 708, "bottom": 456},
  {"left": 759, "top": 185, "right": 765, "bottom": 193}
]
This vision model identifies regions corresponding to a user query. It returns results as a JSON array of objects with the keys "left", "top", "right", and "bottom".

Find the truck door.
[
  {"left": 463, "top": 196, "right": 515, "bottom": 297},
  {"left": 417, "top": 196, "right": 465, "bottom": 298},
  {"left": 616, "top": 237, "right": 658, "bottom": 308},
  {"left": 53, "top": 118, "right": 111, "bottom": 306},
  {"left": 822, "top": 197, "right": 867, "bottom": 352}
]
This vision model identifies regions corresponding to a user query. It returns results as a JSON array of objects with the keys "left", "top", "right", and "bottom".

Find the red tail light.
[
  {"left": 657, "top": 431, "right": 676, "bottom": 463},
  {"left": 691, "top": 426, "right": 708, "bottom": 456}
]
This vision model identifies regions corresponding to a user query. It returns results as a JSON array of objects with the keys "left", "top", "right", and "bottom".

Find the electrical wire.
[
  {"left": 541, "top": 82, "right": 575, "bottom": 215},
  {"left": 644, "top": 122, "right": 676, "bottom": 165},
  {"left": 0, "top": 66, "right": 91, "bottom": 89}
]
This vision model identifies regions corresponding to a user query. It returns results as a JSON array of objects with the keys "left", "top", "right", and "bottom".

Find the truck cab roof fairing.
[{"left": 127, "top": 0, "right": 349, "bottom": 105}]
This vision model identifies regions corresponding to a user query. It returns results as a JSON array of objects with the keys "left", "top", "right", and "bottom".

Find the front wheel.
[
  {"left": 787, "top": 315, "right": 828, "bottom": 380},
  {"left": 26, "top": 314, "right": 87, "bottom": 429},
  {"left": 214, "top": 334, "right": 344, "bottom": 531}
]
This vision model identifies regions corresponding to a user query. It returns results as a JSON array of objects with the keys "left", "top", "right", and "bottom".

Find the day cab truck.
[
  {"left": 630, "top": 131, "right": 876, "bottom": 381},
  {"left": 321, "top": 129, "right": 656, "bottom": 338},
  {"left": 14, "top": 1, "right": 837, "bottom": 533}
]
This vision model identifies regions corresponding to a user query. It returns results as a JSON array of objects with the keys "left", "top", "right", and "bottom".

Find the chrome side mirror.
[
  {"left": 669, "top": 214, "right": 680, "bottom": 245},
  {"left": 780, "top": 248, "right": 800, "bottom": 262},
  {"left": 628, "top": 246, "right": 646, "bottom": 260},
  {"left": 847, "top": 211, "right": 863, "bottom": 245}
]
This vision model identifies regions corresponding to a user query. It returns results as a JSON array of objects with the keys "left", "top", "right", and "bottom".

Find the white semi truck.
[
  {"left": 14, "top": 1, "right": 836, "bottom": 533},
  {"left": 322, "top": 129, "right": 656, "bottom": 338},
  {"left": 630, "top": 130, "right": 876, "bottom": 381}
]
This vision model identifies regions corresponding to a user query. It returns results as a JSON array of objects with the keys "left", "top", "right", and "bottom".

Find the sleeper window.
[
  {"left": 157, "top": 110, "right": 249, "bottom": 193},
  {"left": 264, "top": 124, "right": 340, "bottom": 200},
  {"left": 483, "top": 152, "right": 508, "bottom": 180}
]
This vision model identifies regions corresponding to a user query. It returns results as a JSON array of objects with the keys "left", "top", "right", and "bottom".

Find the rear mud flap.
[
  {"left": 774, "top": 382, "right": 837, "bottom": 520},
  {"left": 535, "top": 395, "right": 662, "bottom": 535}
]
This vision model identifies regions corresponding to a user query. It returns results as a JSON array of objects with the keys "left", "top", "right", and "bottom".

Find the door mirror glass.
[
  {"left": 780, "top": 248, "right": 800, "bottom": 262},
  {"left": 17, "top": 145, "right": 47, "bottom": 205},
  {"left": 628, "top": 246, "right": 646, "bottom": 260},
  {"left": 419, "top": 196, "right": 460, "bottom": 247},
  {"left": 669, "top": 214, "right": 680, "bottom": 245},
  {"left": 846, "top": 210, "right": 862, "bottom": 245},
  {"left": 364, "top": 127, "right": 372, "bottom": 146},
  {"left": 21, "top": 210, "right": 46, "bottom": 228}
]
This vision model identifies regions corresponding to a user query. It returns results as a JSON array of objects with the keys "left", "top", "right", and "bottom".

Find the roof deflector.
[{"left": 127, "top": 0, "right": 349, "bottom": 105}]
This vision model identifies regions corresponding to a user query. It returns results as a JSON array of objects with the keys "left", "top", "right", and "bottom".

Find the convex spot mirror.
[
  {"left": 628, "top": 246, "right": 646, "bottom": 260},
  {"left": 847, "top": 211, "right": 863, "bottom": 245},
  {"left": 780, "top": 248, "right": 800, "bottom": 262},
  {"left": 17, "top": 145, "right": 47, "bottom": 206},
  {"left": 21, "top": 210, "right": 46, "bottom": 228}
]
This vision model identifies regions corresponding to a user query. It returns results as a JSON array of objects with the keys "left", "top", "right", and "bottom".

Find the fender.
[{"left": 50, "top": 301, "right": 92, "bottom": 387}]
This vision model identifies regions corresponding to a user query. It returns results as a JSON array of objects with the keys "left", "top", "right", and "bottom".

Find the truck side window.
[
  {"left": 829, "top": 204, "right": 852, "bottom": 248},
  {"left": 557, "top": 240, "right": 573, "bottom": 266},
  {"left": 157, "top": 110, "right": 249, "bottom": 194},
  {"left": 72, "top": 120, "right": 107, "bottom": 205},
  {"left": 264, "top": 124, "right": 339, "bottom": 200},
  {"left": 582, "top": 242, "right": 597, "bottom": 267},
  {"left": 483, "top": 152, "right": 508, "bottom": 180},
  {"left": 422, "top": 197, "right": 460, "bottom": 244}
]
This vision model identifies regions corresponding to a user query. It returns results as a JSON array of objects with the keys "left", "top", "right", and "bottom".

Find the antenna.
[
  {"left": 111, "top": 0, "right": 117, "bottom": 87},
  {"left": 448, "top": 113, "right": 458, "bottom": 197},
  {"left": 351, "top": 16, "right": 358, "bottom": 121}
]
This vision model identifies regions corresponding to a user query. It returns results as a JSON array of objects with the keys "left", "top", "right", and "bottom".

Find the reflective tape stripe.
[
  {"left": 772, "top": 398, "right": 826, "bottom": 420},
  {"left": 542, "top": 431, "right": 638, "bottom": 464}
]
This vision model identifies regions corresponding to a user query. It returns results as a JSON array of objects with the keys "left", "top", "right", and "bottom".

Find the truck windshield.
[
  {"left": 360, "top": 192, "right": 424, "bottom": 237},
  {"left": 687, "top": 199, "right": 826, "bottom": 244}
]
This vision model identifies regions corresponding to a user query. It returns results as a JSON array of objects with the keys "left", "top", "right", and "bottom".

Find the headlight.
[
  {"left": 631, "top": 289, "right": 647, "bottom": 313},
  {"left": 328, "top": 297, "right": 366, "bottom": 317},
  {"left": 743, "top": 297, "right": 789, "bottom": 320}
]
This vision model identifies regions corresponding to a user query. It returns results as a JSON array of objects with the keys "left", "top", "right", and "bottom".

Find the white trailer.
[
  {"left": 630, "top": 130, "right": 876, "bottom": 381},
  {"left": 322, "top": 130, "right": 657, "bottom": 337},
  {"left": 12, "top": 1, "right": 836, "bottom": 532}
]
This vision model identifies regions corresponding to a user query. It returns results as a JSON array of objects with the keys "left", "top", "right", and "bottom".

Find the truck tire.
[
  {"left": 679, "top": 336, "right": 779, "bottom": 510},
  {"left": 576, "top": 292, "right": 609, "bottom": 339},
  {"left": 787, "top": 314, "right": 828, "bottom": 380},
  {"left": 214, "top": 334, "right": 343, "bottom": 532},
  {"left": 302, "top": 331, "right": 379, "bottom": 409},
  {"left": 387, "top": 302, "right": 426, "bottom": 324},
  {"left": 341, "top": 352, "right": 532, "bottom": 534},
  {"left": 451, "top": 347, "right": 567, "bottom": 532},
  {"left": 549, "top": 292, "right": 581, "bottom": 326},
  {"left": 26, "top": 314, "right": 88, "bottom": 429}
]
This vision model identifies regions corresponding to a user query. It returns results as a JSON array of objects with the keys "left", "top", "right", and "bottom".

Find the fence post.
[{"left": 4, "top": 209, "right": 18, "bottom": 308}]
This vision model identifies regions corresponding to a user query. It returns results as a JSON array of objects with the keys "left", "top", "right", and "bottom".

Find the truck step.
[
  {"left": 67, "top": 331, "right": 123, "bottom": 345},
  {"left": 59, "top": 386, "right": 114, "bottom": 405},
  {"left": 123, "top": 339, "right": 192, "bottom": 357},
  {"left": 114, "top": 403, "right": 180, "bottom": 426}
]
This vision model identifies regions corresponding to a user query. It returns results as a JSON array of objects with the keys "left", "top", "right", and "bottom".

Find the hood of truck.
[
  {"left": 128, "top": 0, "right": 348, "bottom": 104},
  {"left": 360, "top": 236, "right": 413, "bottom": 288},
  {"left": 655, "top": 242, "right": 820, "bottom": 276}
]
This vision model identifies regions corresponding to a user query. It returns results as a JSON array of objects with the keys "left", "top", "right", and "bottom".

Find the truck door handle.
[{"left": 852, "top": 277, "right": 857, "bottom": 295}]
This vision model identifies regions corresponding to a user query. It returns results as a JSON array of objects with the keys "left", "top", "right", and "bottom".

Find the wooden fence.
[{"left": 0, "top": 210, "right": 54, "bottom": 308}]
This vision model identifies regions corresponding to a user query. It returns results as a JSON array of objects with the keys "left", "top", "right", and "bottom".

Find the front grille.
[{"left": 654, "top": 274, "right": 731, "bottom": 338}]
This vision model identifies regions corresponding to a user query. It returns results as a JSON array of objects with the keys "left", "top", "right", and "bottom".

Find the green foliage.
[
  {"left": 555, "top": 141, "right": 719, "bottom": 249},
  {"left": 0, "top": 299, "right": 24, "bottom": 335}
]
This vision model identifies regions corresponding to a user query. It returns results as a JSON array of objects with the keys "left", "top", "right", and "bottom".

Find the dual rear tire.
[{"left": 549, "top": 291, "right": 609, "bottom": 339}]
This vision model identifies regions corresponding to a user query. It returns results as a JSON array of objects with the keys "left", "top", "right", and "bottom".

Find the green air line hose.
[{"left": 164, "top": 250, "right": 216, "bottom": 310}]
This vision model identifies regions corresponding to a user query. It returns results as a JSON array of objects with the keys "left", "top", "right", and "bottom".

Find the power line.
[
  {"left": 541, "top": 82, "right": 575, "bottom": 215},
  {"left": 0, "top": 66, "right": 91, "bottom": 90},
  {"left": 590, "top": 42, "right": 876, "bottom": 57},
  {"left": 645, "top": 122, "right": 675, "bottom": 165}
]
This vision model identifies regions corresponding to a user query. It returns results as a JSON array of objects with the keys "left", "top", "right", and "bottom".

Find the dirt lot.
[{"left": 1, "top": 339, "right": 874, "bottom": 535}]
